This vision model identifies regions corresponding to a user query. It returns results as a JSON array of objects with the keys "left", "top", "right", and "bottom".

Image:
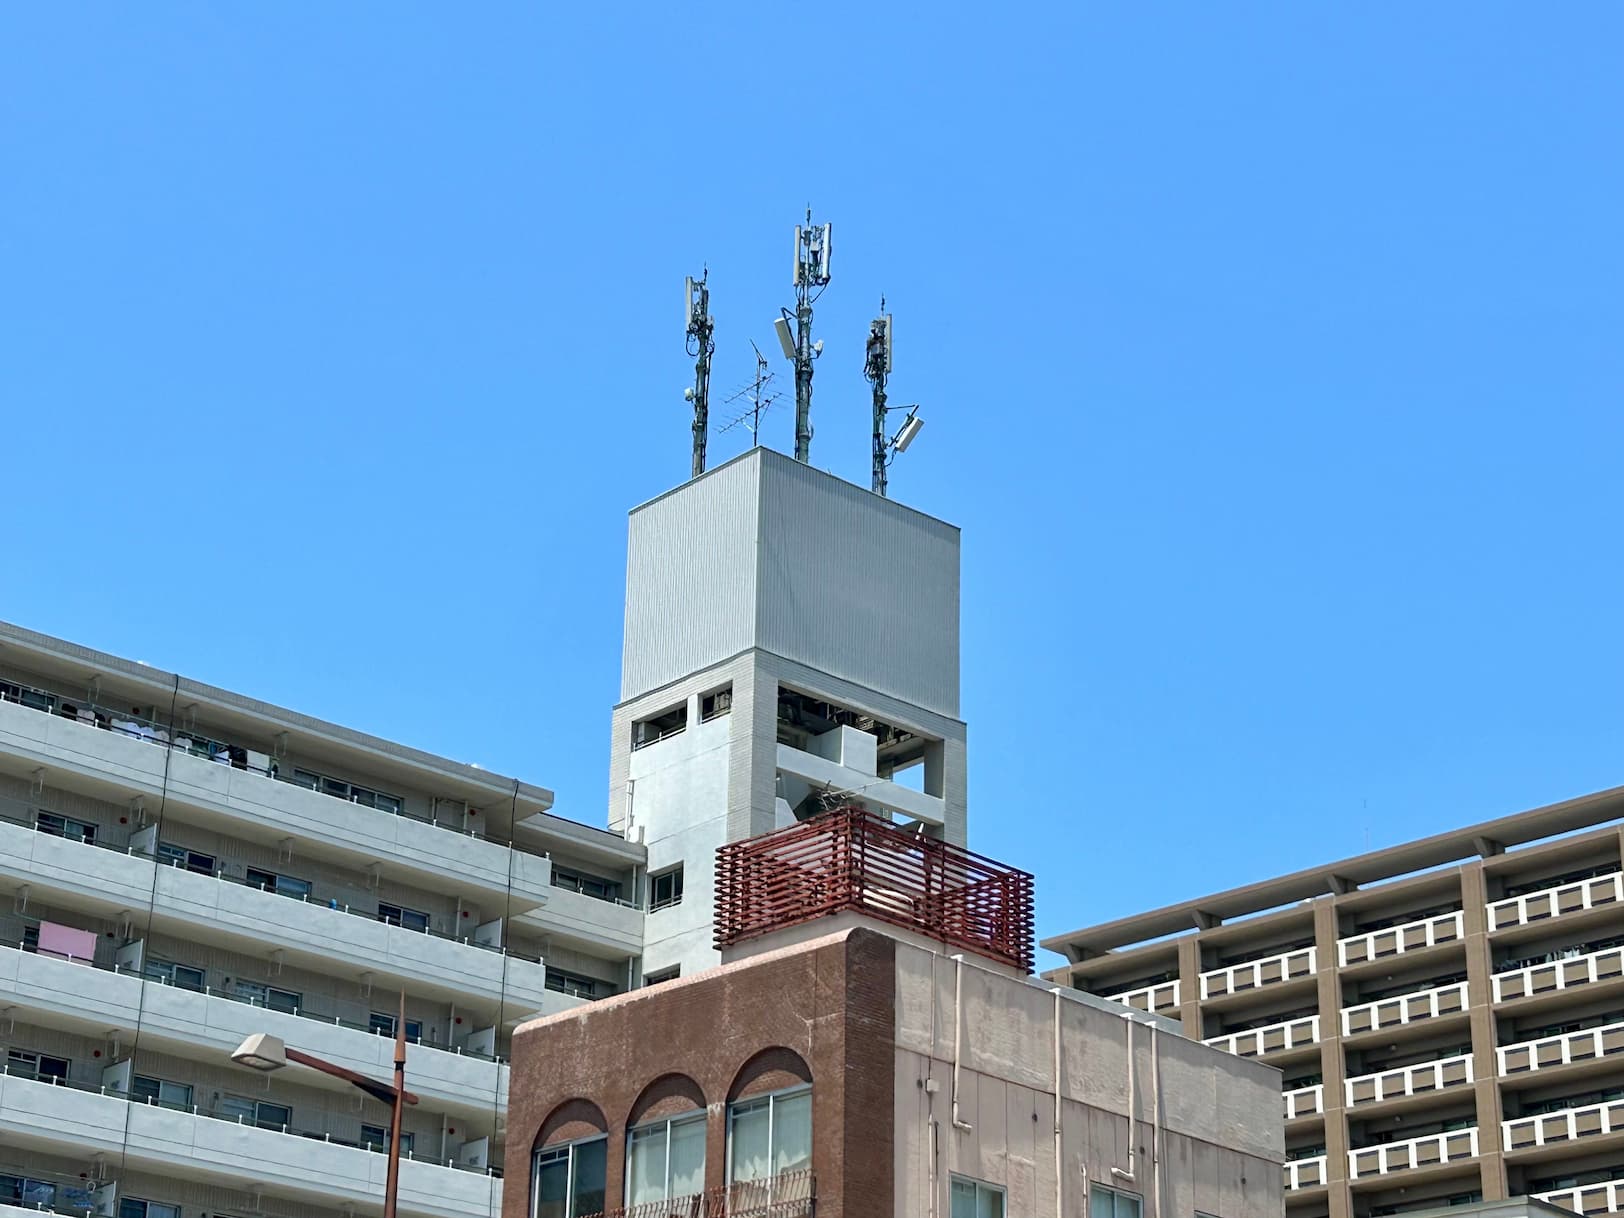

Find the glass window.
[
  {"left": 36, "top": 811, "right": 96, "bottom": 843},
  {"left": 650, "top": 866, "right": 685, "bottom": 912},
  {"left": 220, "top": 1095, "right": 292, "bottom": 1130},
  {"left": 120, "top": 1201, "right": 182, "bottom": 1218},
  {"left": 157, "top": 843, "right": 216, "bottom": 874},
  {"left": 7, "top": 1050, "right": 69, "bottom": 1082},
  {"left": 370, "top": 1011, "right": 424, "bottom": 1043},
  {"left": 951, "top": 1178, "right": 1005, "bottom": 1218},
  {"left": 132, "top": 1075, "right": 193, "bottom": 1109},
  {"left": 378, "top": 902, "right": 431, "bottom": 933},
  {"left": 627, "top": 1112, "right": 707, "bottom": 1205},
  {"left": 533, "top": 1136, "right": 608, "bottom": 1218},
  {"left": 1090, "top": 1185, "right": 1142, "bottom": 1218},
  {"left": 728, "top": 1086, "right": 811, "bottom": 1183},
  {"left": 145, "top": 959, "right": 207, "bottom": 990},
  {"left": 247, "top": 868, "right": 313, "bottom": 900},
  {"left": 362, "top": 1123, "right": 416, "bottom": 1154}
]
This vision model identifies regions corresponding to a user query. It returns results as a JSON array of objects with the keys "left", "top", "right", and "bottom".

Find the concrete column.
[
  {"left": 1460, "top": 861, "right": 1508, "bottom": 1201},
  {"left": 1315, "top": 900, "right": 1353, "bottom": 1218},
  {"left": 1178, "top": 937, "right": 1203, "bottom": 1040},
  {"left": 726, "top": 659, "right": 779, "bottom": 842}
]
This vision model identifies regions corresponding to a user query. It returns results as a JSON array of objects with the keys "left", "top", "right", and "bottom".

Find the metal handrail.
[{"left": 581, "top": 1169, "right": 815, "bottom": 1218}]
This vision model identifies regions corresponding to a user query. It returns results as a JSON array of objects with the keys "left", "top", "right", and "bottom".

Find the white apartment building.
[{"left": 0, "top": 446, "right": 972, "bottom": 1218}]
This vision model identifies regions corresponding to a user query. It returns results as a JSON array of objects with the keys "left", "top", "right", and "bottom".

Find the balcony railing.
[
  {"left": 1347, "top": 1128, "right": 1479, "bottom": 1179},
  {"left": 1338, "top": 911, "right": 1464, "bottom": 968},
  {"left": 1341, "top": 981, "right": 1470, "bottom": 1037},
  {"left": 1498, "top": 1019, "right": 1624, "bottom": 1077},
  {"left": 1204, "top": 1014, "right": 1319, "bottom": 1059},
  {"left": 1284, "top": 1155, "right": 1327, "bottom": 1190},
  {"left": 1344, "top": 1053, "right": 1474, "bottom": 1108},
  {"left": 1200, "top": 946, "right": 1316, "bottom": 1000},
  {"left": 1536, "top": 1180, "right": 1624, "bottom": 1216},
  {"left": 1284, "top": 1084, "right": 1324, "bottom": 1121},
  {"left": 1492, "top": 945, "right": 1624, "bottom": 1003},
  {"left": 1489, "top": 871, "right": 1624, "bottom": 932},
  {"left": 714, "top": 807, "right": 1034, "bottom": 972},
  {"left": 1503, "top": 1097, "right": 1624, "bottom": 1153},
  {"left": 581, "top": 1169, "right": 815, "bottom": 1218},
  {"left": 1106, "top": 978, "right": 1181, "bottom": 1015}
]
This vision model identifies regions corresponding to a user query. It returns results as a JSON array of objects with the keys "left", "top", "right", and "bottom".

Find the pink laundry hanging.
[{"left": 37, "top": 922, "right": 97, "bottom": 964}]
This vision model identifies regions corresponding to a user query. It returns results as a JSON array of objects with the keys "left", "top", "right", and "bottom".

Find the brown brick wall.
[{"left": 504, "top": 928, "right": 897, "bottom": 1218}]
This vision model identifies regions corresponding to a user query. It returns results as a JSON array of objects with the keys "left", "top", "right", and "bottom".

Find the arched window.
[
  {"left": 533, "top": 1101, "right": 610, "bottom": 1218},
  {"left": 726, "top": 1085, "right": 811, "bottom": 1184},
  {"left": 627, "top": 1111, "right": 706, "bottom": 1205}
]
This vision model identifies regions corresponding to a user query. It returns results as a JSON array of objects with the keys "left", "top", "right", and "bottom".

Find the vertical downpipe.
[
  {"left": 1051, "top": 988, "right": 1065, "bottom": 1218},
  {"left": 1149, "top": 1022, "right": 1162, "bottom": 1218},
  {"left": 1112, "top": 1012, "right": 1136, "bottom": 1183},
  {"left": 951, "top": 955, "right": 973, "bottom": 1131}
]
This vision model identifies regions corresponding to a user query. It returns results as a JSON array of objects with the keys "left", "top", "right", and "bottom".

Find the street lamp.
[{"left": 231, "top": 991, "right": 419, "bottom": 1218}]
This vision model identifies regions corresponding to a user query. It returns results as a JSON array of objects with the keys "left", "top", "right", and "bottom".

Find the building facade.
[{"left": 1044, "top": 786, "right": 1624, "bottom": 1218}]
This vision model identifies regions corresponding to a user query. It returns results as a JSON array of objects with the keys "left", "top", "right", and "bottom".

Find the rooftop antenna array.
[
  {"left": 683, "top": 270, "right": 716, "bottom": 478},
  {"left": 774, "top": 208, "right": 832, "bottom": 463},
  {"left": 865, "top": 297, "right": 923, "bottom": 497},
  {"left": 717, "top": 341, "right": 780, "bottom": 447}
]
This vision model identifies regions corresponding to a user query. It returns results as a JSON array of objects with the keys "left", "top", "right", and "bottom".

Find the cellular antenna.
[
  {"left": 718, "top": 341, "right": 780, "bottom": 447},
  {"left": 777, "top": 207, "right": 831, "bottom": 463},
  {"left": 684, "top": 270, "right": 716, "bottom": 478},
  {"left": 865, "top": 297, "right": 923, "bottom": 497}
]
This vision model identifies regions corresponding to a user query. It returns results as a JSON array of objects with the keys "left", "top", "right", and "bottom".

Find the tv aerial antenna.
[
  {"left": 865, "top": 296, "right": 923, "bottom": 497},
  {"left": 718, "top": 341, "right": 780, "bottom": 446},
  {"left": 772, "top": 208, "right": 831, "bottom": 463},
  {"left": 683, "top": 270, "right": 716, "bottom": 478}
]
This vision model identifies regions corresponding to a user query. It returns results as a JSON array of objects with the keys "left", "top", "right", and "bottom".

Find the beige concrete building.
[{"left": 1044, "top": 786, "right": 1624, "bottom": 1218}]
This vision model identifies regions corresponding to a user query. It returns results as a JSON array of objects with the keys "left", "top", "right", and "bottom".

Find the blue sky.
[{"left": 4, "top": 7, "right": 1620, "bottom": 964}]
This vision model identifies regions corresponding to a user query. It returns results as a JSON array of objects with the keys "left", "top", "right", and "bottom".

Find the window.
[
  {"left": 644, "top": 965, "right": 681, "bottom": 987},
  {"left": 290, "top": 768, "right": 404, "bottom": 815},
  {"left": 132, "top": 1074, "right": 193, "bottom": 1109},
  {"left": 7, "top": 1049, "right": 69, "bottom": 1083},
  {"left": 362, "top": 1123, "right": 416, "bottom": 1154},
  {"left": 36, "top": 811, "right": 96, "bottom": 843},
  {"left": 553, "top": 866, "right": 622, "bottom": 904},
  {"left": 1090, "top": 1185, "right": 1142, "bottom": 1218},
  {"left": 632, "top": 704, "right": 688, "bottom": 750},
  {"left": 701, "top": 687, "right": 733, "bottom": 721},
  {"left": 247, "top": 867, "right": 314, "bottom": 900},
  {"left": 650, "top": 866, "right": 685, "bottom": 912},
  {"left": 628, "top": 1111, "right": 706, "bottom": 1205},
  {"left": 145, "top": 959, "right": 207, "bottom": 991},
  {"left": 0, "top": 1174, "right": 58, "bottom": 1210},
  {"left": 533, "top": 1135, "right": 608, "bottom": 1218},
  {"left": 218, "top": 1095, "right": 292, "bottom": 1130},
  {"left": 157, "top": 842, "right": 216, "bottom": 874},
  {"left": 378, "top": 902, "right": 431, "bottom": 933},
  {"left": 235, "top": 979, "right": 302, "bottom": 1014},
  {"left": 951, "top": 1177, "right": 1005, "bottom": 1218},
  {"left": 546, "top": 967, "right": 603, "bottom": 1000},
  {"left": 369, "top": 1011, "right": 424, "bottom": 1043},
  {"left": 728, "top": 1086, "right": 811, "bottom": 1183},
  {"left": 120, "top": 1200, "right": 181, "bottom": 1218}
]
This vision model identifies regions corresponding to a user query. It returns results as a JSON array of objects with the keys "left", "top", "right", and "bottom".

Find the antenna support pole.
[
  {"left": 685, "top": 270, "right": 715, "bottom": 478},
  {"left": 865, "top": 303, "right": 894, "bottom": 495},
  {"left": 789, "top": 208, "right": 831, "bottom": 464}
]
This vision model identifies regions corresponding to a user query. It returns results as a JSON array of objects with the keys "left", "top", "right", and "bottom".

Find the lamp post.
[{"left": 231, "top": 991, "right": 418, "bottom": 1218}]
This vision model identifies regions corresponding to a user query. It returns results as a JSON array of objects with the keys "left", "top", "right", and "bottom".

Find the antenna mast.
[
  {"left": 774, "top": 208, "right": 831, "bottom": 463},
  {"left": 684, "top": 270, "right": 715, "bottom": 478},
  {"left": 865, "top": 297, "right": 923, "bottom": 497},
  {"left": 718, "top": 342, "right": 780, "bottom": 447}
]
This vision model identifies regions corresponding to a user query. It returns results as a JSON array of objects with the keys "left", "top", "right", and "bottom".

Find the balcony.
[
  {"left": 585, "top": 1168, "right": 815, "bottom": 1218},
  {"left": 1285, "top": 1155, "right": 1328, "bottom": 1190},
  {"left": 1346, "top": 1128, "right": 1479, "bottom": 1180},
  {"left": 0, "top": 1068, "right": 499, "bottom": 1218},
  {"left": 517, "top": 883, "right": 643, "bottom": 958},
  {"left": 1341, "top": 981, "right": 1470, "bottom": 1038},
  {"left": 0, "top": 690, "right": 553, "bottom": 912},
  {"left": 1204, "top": 1014, "right": 1320, "bottom": 1059},
  {"left": 1285, "top": 1084, "right": 1324, "bottom": 1121},
  {"left": 0, "top": 938, "right": 508, "bottom": 1114},
  {"left": 1536, "top": 1179, "right": 1624, "bottom": 1216},
  {"left": 1200, "top": 946, "right": 1316, "bottom": 1001},
  {"left": 1499, "top": 1019, "right": 1624, "bottom": 1077},
  {"left": 1492, "top": 945, "right": 1624, "bottom": 1004},
  {"left": 1338, "top": 912, "right": 1465, "bottom": 968},
  {"left": 1489, "top": 871, "right": 1624, "bottom": 933},
  {"left": 1105, "top": 978, "right": 1181, "bottom": 1016},
  {"left": 1503, "top": 1097, "right": 1624, "bottom": 1154},
  {"left": 1344, "top": 1053, "right": 1474, "bottom": 1109}
]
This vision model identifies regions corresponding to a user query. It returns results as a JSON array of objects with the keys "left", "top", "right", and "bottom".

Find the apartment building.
[
  {"left": 0, "top": 618, "right": 645, "bottom": 1218},
  {"left": 1044, "top": 786, "right": 1624, "bottom": 1218},
  {"left": 504, "top": 809, "right": 1284, "bottom": 1218}
]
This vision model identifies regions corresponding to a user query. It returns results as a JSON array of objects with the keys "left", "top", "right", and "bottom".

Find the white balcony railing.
[
  {"left": 1347, "top": 1128, "right": 1479, "bottom": 1179},
  {"left": 1488, "top": 871, "right": 1624, "bottom": 932},
  {"left": 1536, "top": 1180, "right": 1624, "bottom": 1216},
  {"left": 1344, "top": 1053, "right": 1474, "bottom": 1108},
  {"left": 1284, "top": 1155, "right": 1327, "bottom": 1190},
  {"left": 1108, "top": 978, "right": 1181, "bottom": 1015},
  {"left": 1338, "top": 911, "right": 1465, "bottom": 967},
  {"left": 1492, "top": 946, "right": 1624, "bottom": 1004},
  {"left": 1200, "top": 946, "right": 1316, "bottom": 1000},
  {"left": 1340, "top": 981, "right": 1470, "bottom": 1038},
  {"left": 1205, "top": 1014, "right": 1319, "bottom": 1059},
  {"left": 1498, "top": 1019, "right": 1624, "bottom": 1077},
  {"left": 1284, "top": 1084, "right": 1324, "bottom": 1121},
  {"left": 1503, "top": 1098, "right": 1624, "bottom": 1153}
]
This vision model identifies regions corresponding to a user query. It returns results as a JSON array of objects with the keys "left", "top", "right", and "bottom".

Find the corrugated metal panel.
[
  {"left": 620, "top": 454, "right": 761, "bottom": 701},
  {"left": 755, "top": 453, "right": 960, "bottom": 717}
]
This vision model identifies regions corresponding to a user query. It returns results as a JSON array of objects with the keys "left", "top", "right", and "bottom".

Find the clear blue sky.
[{"left": 4, "top": 7, "right": 1620, "bottom": 965}]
